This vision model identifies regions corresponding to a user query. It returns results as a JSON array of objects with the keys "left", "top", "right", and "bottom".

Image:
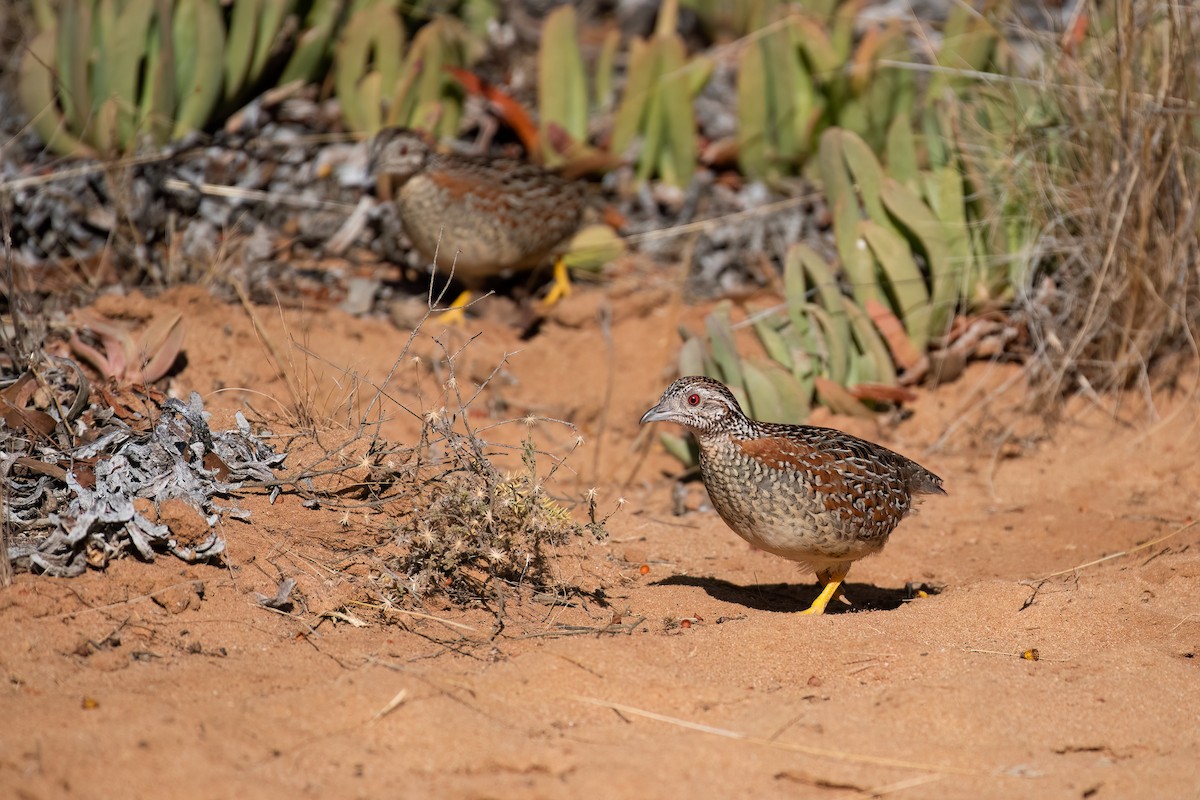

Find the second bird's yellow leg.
[
  {"left": 799, "top": 564, "right": 851, "bottom": 616},
  {"left": 542, "top": 257, "right": 572, "bottom": 306},
  {"left": 436, "top": 290, "right": 473, "bottom": 326}
]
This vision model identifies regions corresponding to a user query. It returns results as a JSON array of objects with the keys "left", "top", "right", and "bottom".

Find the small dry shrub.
[
  {"left": 263, "top": 319, "right": 615, "bottom": 613},
  {"left": 385, "top": 422, "right": 606, "bottom": 606}
]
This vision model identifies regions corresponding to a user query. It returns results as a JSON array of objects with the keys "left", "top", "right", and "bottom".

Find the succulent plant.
[
  {"left": 19, "top": 0, "right": 342, "bottom": 157},
  {"left": 69, "top": 311, "right": 186, "bottom": 386},
  {"left": 734, "top": 5, "right": 916, "bottom": 182},
  {"left": 335, "top": 7, "right": 478, "bottom": 137},
  {"left": 610, "top": 0, "right": 712, "bottom": 187}
]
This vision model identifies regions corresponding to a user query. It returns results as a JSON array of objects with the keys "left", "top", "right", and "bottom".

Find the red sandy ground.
[{"left": 2, "top": 281, "right": 1198, "bottom": 799}]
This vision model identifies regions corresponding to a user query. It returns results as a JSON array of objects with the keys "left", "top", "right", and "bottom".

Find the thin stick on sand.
[
  {"left": 574, "top": 696, "right": 998, "bottom": 778},
  {"left": 1033, "top": 518, "right": 1199, "bottom": 582}
]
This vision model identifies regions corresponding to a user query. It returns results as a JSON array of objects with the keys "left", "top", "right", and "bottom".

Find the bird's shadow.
[{"left": 653, "top": 575, "right": 939, "bottom": 615}]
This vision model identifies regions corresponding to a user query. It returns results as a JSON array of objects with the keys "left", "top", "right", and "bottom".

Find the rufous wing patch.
[
  {"left": 429, "top": 169, "right": 494, "bottom": 201},
  {"left": 734, "top": 435, "right": 832, "bottom": 473},
  {"left": 733, "top": 435, "right": 905, "bottom": 524}
]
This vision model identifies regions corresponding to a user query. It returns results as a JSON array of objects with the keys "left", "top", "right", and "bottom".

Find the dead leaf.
[
  {"left": 446, "top": 66, "right": 541, "bottom": 161},
  {"left": 848, "top": 383, "right": 918, "bottom": 404},
  {"left": 865, "top": 299, "right": 924, "bottom": 371},
  {"left": 137, "top": 312, "right": 185, "bottom": 384},
  {"left": 814, "top": 377, "right": 875, "bottom": 419}
]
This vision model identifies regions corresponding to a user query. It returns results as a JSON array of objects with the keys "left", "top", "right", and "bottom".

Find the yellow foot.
[
  {"left": 541, "top": 257, "right": 572, "bottom": 307},
  {"left": 798, "top": 565, "right": 850, "bottom": 616},
  {"left": 436, "top": 290, "right": 473, "bottom": 326}
]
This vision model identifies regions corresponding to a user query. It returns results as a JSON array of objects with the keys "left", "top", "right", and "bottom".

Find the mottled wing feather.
[
  {"left": 419, "top": 157, "right": 584, "bottom": 264},
  {"left": 425, "top": 168, "right": 485, "bottom": 202},
  {"left": 734, "top": 423, "right": 943, "bottom": 536}
]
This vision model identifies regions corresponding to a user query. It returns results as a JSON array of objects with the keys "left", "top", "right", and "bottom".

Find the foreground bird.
[
  {"left": 640, "top": 376, "right": 945, "bottom": 615},
  {"left": 367, "top": 128, "right": 586, "bottom": 315}
]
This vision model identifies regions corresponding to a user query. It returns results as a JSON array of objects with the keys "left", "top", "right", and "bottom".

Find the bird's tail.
[{"left": 908, "top": 465, "right": 947, "bottom": 496}]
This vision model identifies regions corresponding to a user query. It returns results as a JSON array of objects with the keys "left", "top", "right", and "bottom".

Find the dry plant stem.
[
  {"left": 587, "top": 305, "right": 617, "bottom": 487},
  {"left": 621, "top": 193, "right": 821, "bottom": 246},
  {"left": 222, "top": 265, "right": 601, "bottom": 608},
  {"left": 160, "top": 177, "right": 358, "bottom": 213},
  {"left": 1, "top": 204, "right": 22, "bottom": 587},
  {"left": 231, "top": 281, "right": 314, "bottom": 429},
  {"left": 1031, "top": 517, "right": 1199, "bottom": 582},
  {"left": 380, "top": 606, "right": 478, "bottom": 633},
  {"left": 0, "top": 151, "right": 177, "bottom": 193},
  {"left": 369, "top": 688, "right": 408, "bottom": 722},
  {"left": 0, "top": 461, "right": 13, "bottom": 588},
  {"left": 263, "top": 272, "right": 516, "bottom": 502},
  {"left": 573, "top": 697, "right": 992, "bottom": 778}
]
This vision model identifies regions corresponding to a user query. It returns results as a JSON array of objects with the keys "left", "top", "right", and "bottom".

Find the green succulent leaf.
[
  {"left": 171, "top": 0, "right": 225, "bottom": 140},
  {"left": 611, "top": 36, "right": 653, "bottom": 158},
  {"left": 761, "top": 359, "right": 811, "bottom": 422},
  {"left": 595, "top": 28, "right": 620, "bottom": 111},
  {"left": 278, "top": 0, "right": 341, "bottom": 86},
  {"left": 678, "top": 335, "right": 707, "bottom": 379},
  {"left": 794, "top": 246, "right": 850, "bottom": 383},
  {"left": 103, "top": 0, "right": 155, "bottom": 147},
  {"left": 741, "top": 360, "right": 786, "bottom": 423},
  {"left": 18, "top": 29, "right": 94, "bottom": 156},
  {"left": 561, "top": 224, "right": 625, "bottom": 271},
  {"left": 735, "top": 29, "right": 770, "bottom": 180},
  {"left": 841, "top": 294, "right": 896, "bottom": 386},
  {"left": 59, "top": 4, "right": 96, "bottom": 136},
  {"left": 884, "top": 111, "right": 919, "bottom": 190},
  {"left": 838, "top": 129, "right": 894, "bottom": 236},
  {"left": 658, "top": 36, "right": 698, "bottom": 187},
  {"left": 805, "top": 301, "right": 848, "bottom": 385},
  {"left": 705, "top": 304, "right": 745, "bottom": 393},
  {"left": 859, "top": 219, "right": 931, "bottom": 351},
  {"left": 880, "top": 178, "right": 954, "bottom": 340},
  {"left": 659, "top": 432, "right": 700, "bottom": 467},
  {"left": 225, "top": 0, "right": 261, "bottom": 100},
  {"left": 538, "top": 5, "right": 588, "bottom": 165},
  {"left": 248, "top": 0, "right": 294, "bottom": 89},
  {"left": 753, "top": 313, "right": 794, "bottom": 372},
  {"left": 335, "top": 3, "right": 405, "bottom": 134}
]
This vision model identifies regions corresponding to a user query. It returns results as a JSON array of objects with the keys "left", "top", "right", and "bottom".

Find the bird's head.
[
  {"left": 367, "top": 128, "right": 431, "bottom": 195},
  {"left": 639, "top": 376, "right": 748, "bottom": 436}
]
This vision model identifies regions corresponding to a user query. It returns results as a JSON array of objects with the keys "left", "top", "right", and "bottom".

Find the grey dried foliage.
[
  {"left": 5, "top": 392, "right": 285, "bottom": 577},
  {"left": 0, "top": 70, "right": 815, "bottom": 310},
  {"left": 0, "top": 91, "right": 392, "bottom": 293}
]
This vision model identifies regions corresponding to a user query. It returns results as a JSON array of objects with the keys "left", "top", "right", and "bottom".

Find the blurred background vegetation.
[{"left": 3, "top": 0, "right": 1198, "bottom": 427}]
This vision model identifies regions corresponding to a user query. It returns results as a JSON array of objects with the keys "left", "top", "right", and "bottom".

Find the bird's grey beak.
[{"left": 640, "top": 402, "right": 670, "bottom": 425}]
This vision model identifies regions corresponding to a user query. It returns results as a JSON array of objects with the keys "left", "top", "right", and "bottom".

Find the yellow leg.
[
  {"left": 799, "top": 564, "right": 851, "bottom": 616},
  {"left": 542, "top": 257, "right": 572, "bottom": 306},
  {"left": 436, "top": 289, "right": 472, "bottom": 326}
]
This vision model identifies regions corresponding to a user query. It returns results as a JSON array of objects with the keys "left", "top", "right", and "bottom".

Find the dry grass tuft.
[
  {"left": 380, "top": 414, "right": 609, "bottom": 608},
  {"left": 246, "top": 292, "right": 616, "bottom": 615},
  {"left": 1017, "top": 1, "right": 1200, "bottom": 405}
]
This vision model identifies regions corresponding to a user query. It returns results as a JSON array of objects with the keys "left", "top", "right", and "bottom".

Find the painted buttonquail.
[
  {"left": 640, "top": 376, "right": 945, "bottom": 615},
  {"left": 367, "top": 128, "right": 586, "bottom": 312}
]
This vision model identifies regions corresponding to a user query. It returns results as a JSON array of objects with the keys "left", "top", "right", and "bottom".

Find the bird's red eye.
[{"left": 687, "top": 393, "right": 700, "bottom": 406}]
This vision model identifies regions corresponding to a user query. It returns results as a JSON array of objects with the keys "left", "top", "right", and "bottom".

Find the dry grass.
[
  {"left": 1017, "top": 0, "right": 1200, "bottom": 405},
  {"left": 234, "top": 286, "right": 616, "bottom": 614}
]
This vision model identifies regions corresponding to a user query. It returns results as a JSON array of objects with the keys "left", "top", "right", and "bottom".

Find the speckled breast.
[
  {"left": 396, "top": 178, "right": 527, "bottom": 278},
  {"left": 394, "top": 169, "right": 583, "bottom": 282},
  {"left": 697, "top": 438, "right": 892, "bottom": 566}
]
